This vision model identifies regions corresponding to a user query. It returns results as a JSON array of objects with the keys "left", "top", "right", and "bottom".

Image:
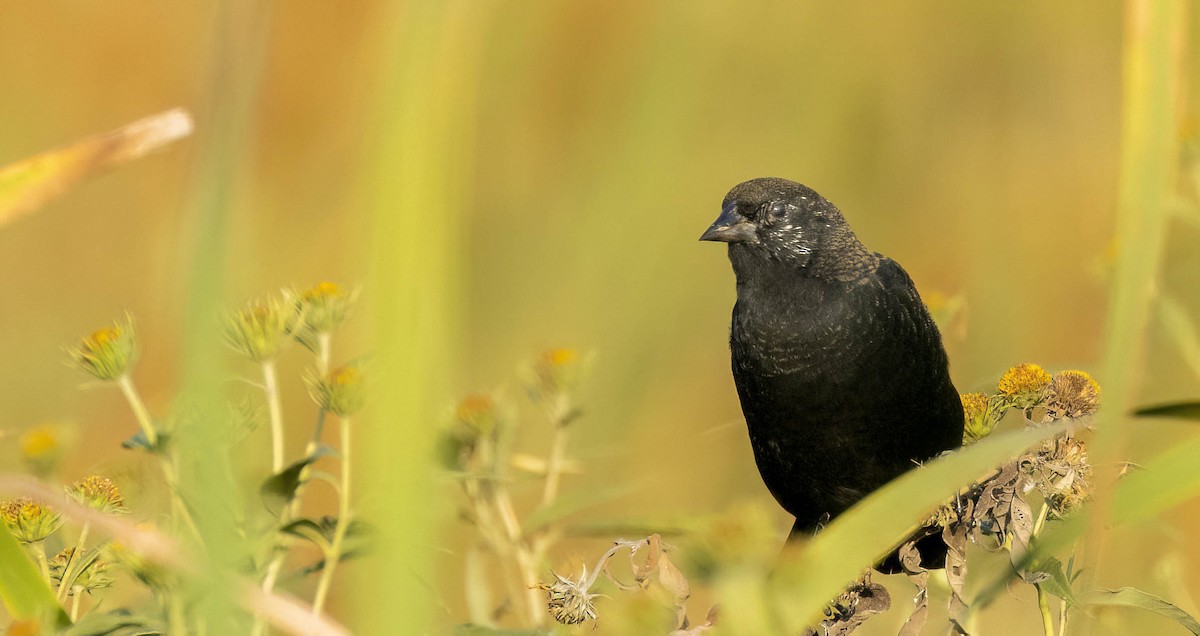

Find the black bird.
[{"left": 701, "top": 177, "right": 963, "bottom": 570}]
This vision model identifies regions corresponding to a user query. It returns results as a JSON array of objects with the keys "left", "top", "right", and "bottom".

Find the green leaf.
[
  {"left": 0, "top": 523, "right": 69, "bottom": 627},
  {"left": 1080, "top": 587, "right": 1200, "bottom": 634},
  {"left": 259, "top": 445, "right": 335, "bottom": 514},
  {"left": 757, "top": 422, "right": 1071, "bottom": 634},
  {"left": 1030, "top": 556, "right": 1080, "bottom": 607},
  {"left": 1157, "top": 294, "right": 1200, "bottom": 384},
  {"left": 523, "top": 483, "right": 635, "bottom": 533},
  {"left": 65, "top": 608, "right": 164, "bottom": 635},
  {"left": 1113, "top": 431, "right": 1200, "bottom": 525},
  {"left": 1133, "top": 401, "right": 1200, "bottom": 420}
]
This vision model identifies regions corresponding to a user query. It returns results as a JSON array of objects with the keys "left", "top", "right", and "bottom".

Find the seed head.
[
  {"left": 68, "top": 475, "right": 128, "bottom": 514},
  {"left": 66, "top": 315, "right": 137, "bottom": 381},
  {"left": 0, "top": 497, "right": 62, "bottom": 543},
  {"left": 307, "top": 363, "right": 366, "bottom": 417},
  {"left": 50, "top": 547, "right": 114, "bottom": 594},
  {"left": 1045, "top": 370, "right": 1101, "bottom": 419},
  {"left": 540, "top": 569, "right": 599, "bottom": 625}
]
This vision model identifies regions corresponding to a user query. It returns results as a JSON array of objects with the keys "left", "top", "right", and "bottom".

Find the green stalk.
[
  {"left": 31, "top": 542, "right": 50, "bottom": 584},
  {"left": 262, "top": 359, "right": 285, "bottom": 474},
  {"left": 55, "top": 522, "right": 89, "bottom": 603},
  {"left": 69, "top": 586, "right": 82, "bottom": 622},
  {"left": 116, "top": 374, "right": 158, "bottom": 448},
  {"left": 115, "top": 375, "right": 201, "bottom": 542},
  {"left": 1086, "top": 0, "right": 1186, "bottom": 596},
  {"left": 311, "top": 417, "right": 352, "bottom": 616},
  {"left": 1037, "top": 583, "right": 1057, "bottom": 636}
]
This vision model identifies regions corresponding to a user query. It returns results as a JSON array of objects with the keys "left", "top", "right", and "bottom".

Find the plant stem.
[
  {"left": 262, "top": 359, "right": 285, "bottom": 474},
  {"left": 541, "top": 425, "right": 569, "bottom": 508},
  {"left": 70, "top": 586, "right": 82, "bottom": 621},
  {"left": 117, "top": 374, "right": 158, "bottom": 448},
  {"left": 312, "top": 417, "right": 352, "bottom": 616},
  {"left": 56, "top": 522, "right": 90, "bottom": 602},
  {"left": 32, "top": 541, "right": 50, "bottom": 583},
  {"left": 1036, "top": 583, "right": 1056, "bottom": 636},
  {"left": 317, "top": 331, "right": 332, "bottom": 376},
  {"left": 115, "top": 375, "right": 202, "bottom": 542}
]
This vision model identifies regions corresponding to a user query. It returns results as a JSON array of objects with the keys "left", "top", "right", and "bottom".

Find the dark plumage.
[{"left": 701, "top": 177, "right": 963, "bottom": 570}]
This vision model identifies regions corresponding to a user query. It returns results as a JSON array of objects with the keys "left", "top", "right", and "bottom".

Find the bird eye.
[{"left": 766, "top": 201, "right": 787, "bottom": 221}]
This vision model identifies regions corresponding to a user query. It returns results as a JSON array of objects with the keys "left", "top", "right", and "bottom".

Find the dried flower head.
[
  {"left": 540, "top": 569, "right": 599, "bottom": 625},
  {"left": 66, "top": 315, "right": 137, "bottom": 381},
  {"left": 927, "top": 501, "right": 960, "bottom": 529},
  {"left": 961, "top": 392, "right": 1002, "bottom": 443},
  {"left": 1045, "top": 370, "right": 1101, "bottom": 419},
  {"left": 1037, "top": 435, "right": 1093, "bottom": 517},
  {"left": 307, "top": 363, "right": 365, "bottom": 417},
  {"left": 223, "top": 296, "right": 298, "bottom": 362},
  {"left": 292, "top": 282, "right": 358, "bottom": 349},
  {"left": 68, "top": 475, "right": 128, "bottom": 514},
  {"left": 997, "top": 363, "right": 1052, "bottom": 398},
  {"left": 0, "top": 497, "right": 62, "bottom": 543},
  {"left": 50, "top": 547, "right": 114, "bottom": 594}
]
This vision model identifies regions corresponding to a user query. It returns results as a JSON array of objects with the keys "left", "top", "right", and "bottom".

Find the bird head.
[{"left": 701, "top": 177, "right": 869, "bottom": 276}]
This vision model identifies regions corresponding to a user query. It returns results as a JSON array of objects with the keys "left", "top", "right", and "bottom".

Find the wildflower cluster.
[{"left": 36, "top": 281, "right": 365, "bottom": 632}]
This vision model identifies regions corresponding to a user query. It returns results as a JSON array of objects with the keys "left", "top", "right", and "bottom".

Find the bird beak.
[{"left": 700, "top": 205, "right": 758, "bottom": 244}]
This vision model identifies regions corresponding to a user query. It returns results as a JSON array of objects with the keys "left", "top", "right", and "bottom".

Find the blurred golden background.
[{"left": 1, "top": 2, "right": 1197, "bottom": 634}]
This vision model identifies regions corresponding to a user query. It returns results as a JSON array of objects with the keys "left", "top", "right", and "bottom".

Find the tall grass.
[{"left": 356, "top": 2, "right": 494, "bottom": 632}]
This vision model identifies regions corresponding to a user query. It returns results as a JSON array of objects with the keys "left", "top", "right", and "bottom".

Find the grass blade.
[
  {"left": 0, "top": 523, "right": 69, "bottom": 628},
  {"left": 0, "top": 108, "right": 192, "bottom": 227}
]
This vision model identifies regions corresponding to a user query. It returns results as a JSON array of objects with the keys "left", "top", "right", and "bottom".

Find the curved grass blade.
[
  {"left": 0, "top": 108, "right": 193, "bottom": 228},
  {"left": 1133, "top": 401, "right": 1200, "bottom": 420},
  {"left": 1080, "top": 587, "right": 1200, "bottom": 634},
  {"left": 0, "top": 523, "right": 69, "bottom": 628},
  {"left": 762, "top": 421, "right": 1071, "bottom": 633}
]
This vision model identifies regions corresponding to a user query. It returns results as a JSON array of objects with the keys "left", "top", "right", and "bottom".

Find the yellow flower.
[
  {"left": 455, "top": 394, "right": 496, "bottom": 437},
  {"left": 308, "top": 363, "right": 366, "bottom": 417},
  {"left": 224, "top": 295, "right": 298, "bottom": 362},
  {"left": 530, "top": 348, "right": 585, "bottom": 396},
  {"left": 68, "top": 475, "right": 128, "bottom": 514},
  {"left": 961, "top": 392, "right": 1001, "bottom": 443},
  {"left": 998, "top": 363, "right": 1052, "bottom": 396},
  {"left": 65, "top": 315, "right": 137, "bottom": 381},
  {"left": 0, "top": 497, "right": 62, "bottom": 543},
  {"left": 1045, "top": 370, "right": 1101, "bottom": 419},
  {"left": 292, "top": 282, "right": 358, "bottom": 350}
]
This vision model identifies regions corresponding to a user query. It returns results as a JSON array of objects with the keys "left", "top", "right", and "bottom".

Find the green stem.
[
  {"left": 541, "top": 425, "right": 568, "bottom": 508},
  {"left": 70, "top": 586, "right": 82, "bottom": 621},
  {"left": 262, "top": 359, "right": 285, "bottom": 474},
  {"left": 56, "top": 522, "right": 90, "bottom": 603},
  {"left": 1037, "top": 583, "right": 1057, "bottom": 636},
  {"left": 312, "top": 417, "right": 352, "bottom": 616},
  {"left": 32, "top": 541, "right": 50, "bottom": 584},
  {"left": 116, "top": 375, "right": 201, "bottom": 542},
  {"left": 317, "top": 332, "right": 332, "bottom": 377},
  {"left": 117, "top": 374, "right": 158, "bottom": 448}
]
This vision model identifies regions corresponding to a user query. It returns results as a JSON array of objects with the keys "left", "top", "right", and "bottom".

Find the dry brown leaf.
[{"left": 0, "top": 108, "right": 192, "bottom": 228}]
